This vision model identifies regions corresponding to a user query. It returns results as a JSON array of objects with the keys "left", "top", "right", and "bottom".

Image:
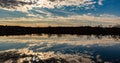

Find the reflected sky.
[
  {"left": 0, "top": 35, "right": 120, "bottom": 52},
  {"left": 0, "top": 35, "right": 120, "bottom": 62}
]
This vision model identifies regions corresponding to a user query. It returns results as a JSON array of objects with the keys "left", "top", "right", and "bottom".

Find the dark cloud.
[
  {"left": 0, "top": 0, "right": 64, "bottom": 9},
  {"left": 0, "top": 0, "right": 34, "bottom": 9},
  {"left": 0, "top": 0, "right": 97, "bottom": 11}
]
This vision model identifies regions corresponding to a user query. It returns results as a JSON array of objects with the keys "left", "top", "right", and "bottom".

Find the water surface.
[{"left": 0, "top": 34, "right": 120, "bottom": 63}]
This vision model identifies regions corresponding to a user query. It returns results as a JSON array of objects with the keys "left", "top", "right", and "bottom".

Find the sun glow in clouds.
[{"left": 0, "top": 0, "right": 119, "bottom": 26}]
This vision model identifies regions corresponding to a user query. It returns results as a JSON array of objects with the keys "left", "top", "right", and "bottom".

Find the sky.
[{"left": 0, "top": 0, "right": 120, "bottom": 27}]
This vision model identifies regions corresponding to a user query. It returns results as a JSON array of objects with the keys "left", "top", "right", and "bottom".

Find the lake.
[{"left": 0, "top": 34, "right": 120, "bottom": 63}]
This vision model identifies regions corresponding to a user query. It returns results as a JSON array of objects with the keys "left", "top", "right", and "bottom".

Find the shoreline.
[{"left": 0, "top": 25, "right": 120, "bottom": 36}]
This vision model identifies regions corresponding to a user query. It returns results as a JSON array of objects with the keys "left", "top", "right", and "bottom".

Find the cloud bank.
[
  {"left": 0, "top": 14, "right": 119, "bottom": 27},
  {"left": 0, "top": 0, "right": 99, "bottom": 11},
  {"left": 0, "top": 0, "right": 119, "bottom": 26}
]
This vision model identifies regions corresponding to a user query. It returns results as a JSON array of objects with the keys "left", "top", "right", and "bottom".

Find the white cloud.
[
  {"left": 99, "top": 14, "right": 119, "bottom": 18},
  {"left": 98, "top": 0, "right": 103, "bottom": 5},
  {"left": 0, "top": 0, "right": 97, "bottom": 11}
]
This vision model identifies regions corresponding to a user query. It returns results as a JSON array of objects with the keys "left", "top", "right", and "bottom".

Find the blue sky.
[{"left": 0, "top": 0, "right": 120, "bottom": 26}]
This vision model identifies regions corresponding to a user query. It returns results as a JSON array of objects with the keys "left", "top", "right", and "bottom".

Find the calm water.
[{"left": 0, "top": 34, "right": 120, "bottom": 63}]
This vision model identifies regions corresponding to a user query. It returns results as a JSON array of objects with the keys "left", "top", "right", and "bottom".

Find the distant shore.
[{"left": 0, "top": 25, "right": 120, "bottom": 36}]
